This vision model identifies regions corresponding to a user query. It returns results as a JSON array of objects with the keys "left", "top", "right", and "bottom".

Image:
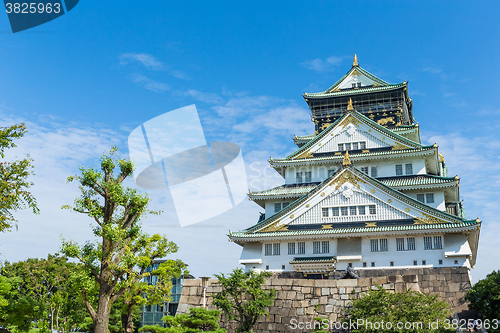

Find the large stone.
[
  {"left": 321, "top": 288, "right": 330, "bottom": 296},
  {"left": 337, "top": 279, "right": 358, "bottom": 287}
]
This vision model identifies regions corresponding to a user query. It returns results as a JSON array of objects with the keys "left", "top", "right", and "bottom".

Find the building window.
[
  {"left": 424, "top": 236, "right": 442, "bottom": 250},
  {"left": 371, "top": 239, "right": 387, "bottom": 252},
  {"left": 369, "top": 205, "right": 376, "bottom": 215},
  {"left": 288, "top": 243, "right": 295, "bottom": 255},
  {"left": 352, "top": 83, "right": 356, "bottom": 88},
  {"left": 422, "top": 260, "right": 426, "bottom": 265},
  {"left": 454, "top": 260, "right": 458, "bottom": 265},
  {"left": 298, "top": 242, "right": 305, "bottom": 254},
  {"left": 322, "top": 208, "right": 329, "bottom": 217},
  {"left": 266, "top": 265, "right": 269, "bottom": 270},
  {"left": 358, "top": 206, "right": 366, "bottom": 215},
  {"left": 371, "top": 166, "right": 378, "bottom": 177},
  {"left": 363, "top": 262, "right": 367, "bottom": 267},
  {"left": 433, "top": 236, "right": 442, "bottom": 249},
  {"left": 338, "top": 143, "right": 343, "bottom": 151},
  {"left": 332, "top": 207, "right": 339, "bottom": 216},
  {"left": 341, "top": 207, "right": 348, "bottom": 216},
  {"left": 371, "top": 262, "right": 375, "bottom": 267},
  {"left": 274, "top": 203, "right": 281, "bottom": 213},
  {"left": 348, "top": 262, "right": 353, "bottom": 268},
  {"left": 313, "top": 241, "right": 321, "bottom": 254},
  {"left": 328, "top": 169, "right": 336, "bottom": 177},
  {"left": 390, "top": 261, "right": 394, "bottom": 267},
  {"left": 417, "top": 193, "right": 435, "bottom": 204},
  {"left": 360, "top": 141, "right": 367, "bottom": 149},
  {"left": 305, "top": 171, "right": 312, "bottom": 183},
  {"left": 322, "top": 241, "right": 329, "bottom": 253},
  {"left": 357, "top": 82, "right": 362, "bottom": 88},
  {"left": 361, "top": 167, "right": 369, "bottom": 174},
  {"left": 407, "top": 237, "right": 416, "bottom": 250},
  {"left": 396, "top": 238, "right": 405, "bottom": 251},
  {"left": 349, "top": 206, "right": 357, "bottom": 215},
  {"left": 396, "top": 164, "right": 403, "bottom": 176},
  {"left": 282, "top": 265, "right": 285, "bottom": 270},
  {"left": 405, "top": 163, "right": 413, "bottom": 175},
  {"left": 296, "top": 172, "right": 303, "bottom": 183},
  {"left": 352, "top": 142, "right": 359, "bottom": 150},
  {"left": 439, "top": 259, "right": 443, "bottom": 265},
  {"left": 273, "top": 243, "right": 280, "bottom": 255},
  {"left": 265, "top": 244, "right": 272, "bottom": 256},
  {"left": 345, "top": 143, "right": 351, "bottom": 151},
  {"left": 413, "top": 260, "right": 418, "bottom": 266}
]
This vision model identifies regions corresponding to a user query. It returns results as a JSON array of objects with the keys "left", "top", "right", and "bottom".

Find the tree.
[
  {"left": 61, "top": 148, "right": 182, "bottom": 333},
  {"left": 466, "top": 270, "right": 500, "bottom": 332},
  {"left": 213, "top": 268, "right": 276, "bottom": 333},
  {"left": 139, "top": 307, "right": 226, "bottom": 333},
  {"left": 0, "top": 123, "right": 38, "bottom": 232},
  {"left": 343, "top": 285, "right": 453, "bottom": 333}
]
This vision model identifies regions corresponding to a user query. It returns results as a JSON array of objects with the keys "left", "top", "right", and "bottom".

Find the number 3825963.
[{"left": 5, "top": 3, "right": 61, "bottom": 14}]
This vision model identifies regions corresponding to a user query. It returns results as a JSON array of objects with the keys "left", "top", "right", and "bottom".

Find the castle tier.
[{"left": 228, "top": 56, "right": 480, "bottom": 277}]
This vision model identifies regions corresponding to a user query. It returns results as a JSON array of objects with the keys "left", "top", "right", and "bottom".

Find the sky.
[{"left": 0, "top": 1, "right": 499, "bottom": 283}]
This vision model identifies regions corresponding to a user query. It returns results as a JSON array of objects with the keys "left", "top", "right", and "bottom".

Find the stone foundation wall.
[{"left": 177, "top": 267, "right": 473, "bottom": 333}]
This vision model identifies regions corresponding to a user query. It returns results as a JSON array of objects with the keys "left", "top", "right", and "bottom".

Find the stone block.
[
  {"left": 338, "top": 279, "right": 358, "bottom": 287},
  {"left": 315, "top": 279, "right": 335, "bottom": 287},
  {"left": 325, "top": 304, "right": 334, "bottom": 313},
  {"left": 382, "top": 283, "right": 395, "bottom": 290},
  {"left": 287, "top": 291, "right": 297, "bottom": 299},
  {"left": 339, "top": 288, "right": 346, "bottom": 294},
  {"left": 402, "top": 275, "right": 418, "bottom": 283},
  {"left": 183, "top": 279, "right": 201, "bottom": 287},
  {"left": 310, "top": 298, "right": 319, "bottom": 305},
  {"left": 340, "top": 294, "right": 349, "bottom": 300},
  {"left": 319, "top": 296, "right": 327, "bottom": 304},
  {"left": 372, "top": 276, "right": 387, "bottom": 285},
  {"left": 301, "top": 300, "right": 309, "bottom": 307},
  {"left": 296, "top": 293, "right": 305, "bottom": 300},
  {"left": 296, "top": 308, "right": 304, "bottom": 316},
  {"left": 302, "top": 287, "right": 312, "bottom": 294},
  {"left": 358, "top": 278, "right": 371, "bottom": 287},
  {"left": 322, "top": 288, "right": 330, "bottom": 296},
  {"left": 406, "top": 282, "right": 420, "bottom": 292},
  {"left": 449, "top": 283, "right": 460, "bottom": 292},
  {"left": 330, "top": 287, "right": 338, "bottom": 294}
]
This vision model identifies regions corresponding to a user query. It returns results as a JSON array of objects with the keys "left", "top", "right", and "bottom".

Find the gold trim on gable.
[
  {"left": 391, "top": 143, "right": 411, "bottom": 151},
  {"left": 338, "top": 114, "right": 361, "bottom": 129},
  {"left": 328, "top": 170, "right": 367, "bottom": 191},
  {"left": 413, "top": 213, "right": 447, "bottom": 225},
  {"left": 295, "top": 149, "right": 314, "bottom": 159}
]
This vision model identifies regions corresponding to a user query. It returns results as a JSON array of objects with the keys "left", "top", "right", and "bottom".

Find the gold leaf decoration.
[
  {"left": 365, "top": 222, "right": 377, "bottom": 227},
  {"left": 413, "top": 213, "right": 447, "bottom": 225},
  {"left": 328, "top": 170, "right": 366, "bottom": 191},
  {"left": 337, "top": 114, "right": 361, "bottom": 129},
  {"left": 295, "top": 149, "right": 314, "bottom": 159},
  {"left": 322, "top": 224, "right": 333, "bottom": 230},
  {"left": 391, "top": 143, "right": 410, "bottom": 151}
]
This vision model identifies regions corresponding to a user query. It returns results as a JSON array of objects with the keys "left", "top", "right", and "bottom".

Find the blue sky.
[{"left": 0, "top": 2, "right": 499, "bottom": 282}]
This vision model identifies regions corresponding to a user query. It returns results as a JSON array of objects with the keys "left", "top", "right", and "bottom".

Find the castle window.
[
  {"left": 454, "top": 260, "right": 458, "bottom": 265},
  {"left": 322, "top": 241, "right": 329, "bottom": 253},
  {"left": 390, "top": 261, "right": 394, "bottom": 267},
  {"left": 407, "top": 237, "right": 416, "bottom": 250},
  {"left": 357, "top": 82, "right": 362, "bottom": 88},
  {"left": 298, "top": 242, "right": 306, "bottom": 254},
  {"left": 305, "top": 171, "right": 312, "bottom": 183},
  {"left": 282, "top": 265, "right": 285, "bottom": 270},
  {"left": 369, "top": 205, "right": 376, "bottom": 215},
  {"left": 361, "top": 167, "right": 369, "bottom": 174},
  {"left": 341, "top": 207, "right": 348, "bottom": 216},
  {"left": 396, "top": 164, "right": 403, "bottom": 176},
  {"left": 417, "top": 194, "right": 425, "bottom": 203},
  {"left": 352, "top": 142, "right": 359, "bottom": 150},
  {"left": 371, "top": 166, "right": 378, "bottom": 177},
  {"left": 348, "top": 262, "right": 353, "bottom": 268},
  {"left": 371, "top": 262, "right": 375, "bottom": 267},
  {"left": 322, "top": 208, "right": 329, "bottom": 217},
  {"left": 360, "top": 141, "right": 367, "bottom": 149},
  {"left": 370, "top": 239, "right": 379, "bottom": 252},
  {"left": 380, "top": 239, "right": 388, "bottom": 251},
  {"left": 422, "top": 260, "right": 426, "bottom": 265},
  {"left": 274, "top": 203, "right": 281, "bottom": 213},
  {"left": 397, "top": 237, "right": 415, "bottom": 251},
  {"left": 332, "top": 207, "right": 340, "bottom": 216},
  {"left": 439, "top": 259, "right": 443, "bottom": 265},
  {"left": 313, "top": 241, "right": 321, "bottom": 254},
  {"left": 358, "top": 206, "right": 366, "bottom": 215},
  {"left": 273, "top": 243, "right": 281, "bottom": 255},
  {"left": 345, "top": 143, "right": 352, "bottom": 151},
  {"left": 426, "top": 193, "right": 434, "bottom": 204},
  {"left": 296, "top": 172, "right": 303, "bottom": 183},
  {"left": 288, "top": 243, "right": 295, "bottom": 255},
  {"left": 371, "top": 239, "right": 387, "bottom": 252},
  {"left": 396, "top": 238, "right": 405, "bottom": 251},
  {"left": 424, "top": 237, "right": 433, "bottom": 250},
  {"left": 349, "top": 206, "right": 357, "bottom": 215},
  {"left": 266, "top": 265, "right": 269, "bottom": 270},
  {"left": 338, "top": 143, "right": 343, "bottom": 151},
  {"left": 265, "top": 244, "right": 272, "bottom": 256},
  {"left": 352, "top": 83, "right": 356, "bottom": 88},
  {"left": 424, "top": 236, "right": 442, "bottom": 250},
  {"left": 405, "top": 163, "right": 413, "bottom": 175},
  {"left": 433, "top": 236, "right": 442, "bottom": 249},
  {"left": 363, "top": 262, "right": 367, "bottom": 267},
  {"left": 413, "top": 260, "right": 418, "bottom": 266}
]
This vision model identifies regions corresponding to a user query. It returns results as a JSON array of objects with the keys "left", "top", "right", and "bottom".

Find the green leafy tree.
[
  {"left": 139, "top": 307, "right": 226, "bottom": 333},
  {"left": 343, "top": 285, "right": 453, "bottom": 333},
  {"left": 466, "top": 270, "right": 500, "bottom": 332},
  {"left": 0, "top": 123, "right": 39, "bottom": 232},
  {"left": 61, "top": 148, "right": 182, "bottom": 333},
  {"left": 0, "top": 275, "right": 40, "bottom": 332},
  {"left": 213, "top": 268, "right": 276, "bottom": 333}
]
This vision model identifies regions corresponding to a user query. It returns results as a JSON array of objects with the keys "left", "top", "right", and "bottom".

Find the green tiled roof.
[
  {"left": 290, "top": 256, "right": 336, "bottom": 264},
  {"left": 303, "top": 65, "right": 404, "bottom": 98},
  {"left": 281, "top": 110, "right": 427, "bottom": 161},
  {"left": 249, "top": 183, "right": 318, "bottom": 199},
  {"left": 230, "top": 221, "right": 479, "bottom": 239},
  {"left": 272, "top": 146, "right": 435, "bottom": 166},
  {"left": 378, "top": 175, "right": 457, "bottom": 188}
]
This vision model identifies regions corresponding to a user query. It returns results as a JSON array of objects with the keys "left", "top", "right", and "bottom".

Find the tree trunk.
[
  {"left": 94, "top": 282, "right": 113, "bottom": 333},
  {"left": 50, "top": 307, "right": 54, "bottom": 333},
  {"left": 121, "top": 303, "right": 134, "bottom": 333},
  {"left": 56, "top": 305, "right": 60, "bottom": 333}
]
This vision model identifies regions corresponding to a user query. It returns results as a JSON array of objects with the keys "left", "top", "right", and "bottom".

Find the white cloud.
[
  {"left": 185, "top": 90, "right": 223, "bottom": 104},
  {"left": 301, "top": 56, "right": 344, "bottom": 72},
  {"left": 119, "top": 53, "right": 165, "bottom": 71},
  {"left": 131, "top": 74, "right": 170, "bottom": 92}
]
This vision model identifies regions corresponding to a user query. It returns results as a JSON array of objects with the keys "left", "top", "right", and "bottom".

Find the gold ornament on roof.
[
  {"left": 439, "top": 153, "right": 445, "bottom": 162},
  {"left": 343, "top": 150, "right": 351, "bottom": 166},
  {"left": 347, "top": 98, "right": 354, "bottom": 111},
  {"left": 353, "top": 54, "right": 359, "bottom": 67}
]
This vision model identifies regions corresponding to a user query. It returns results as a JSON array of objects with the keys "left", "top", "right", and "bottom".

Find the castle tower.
[{"left": 229, "top": 56, "right": 480, "bottom": 278}]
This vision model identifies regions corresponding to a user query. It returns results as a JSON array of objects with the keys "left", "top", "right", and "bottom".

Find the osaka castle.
[{"left": 228, "top": 55, "right": 481, "bottom": 276}]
